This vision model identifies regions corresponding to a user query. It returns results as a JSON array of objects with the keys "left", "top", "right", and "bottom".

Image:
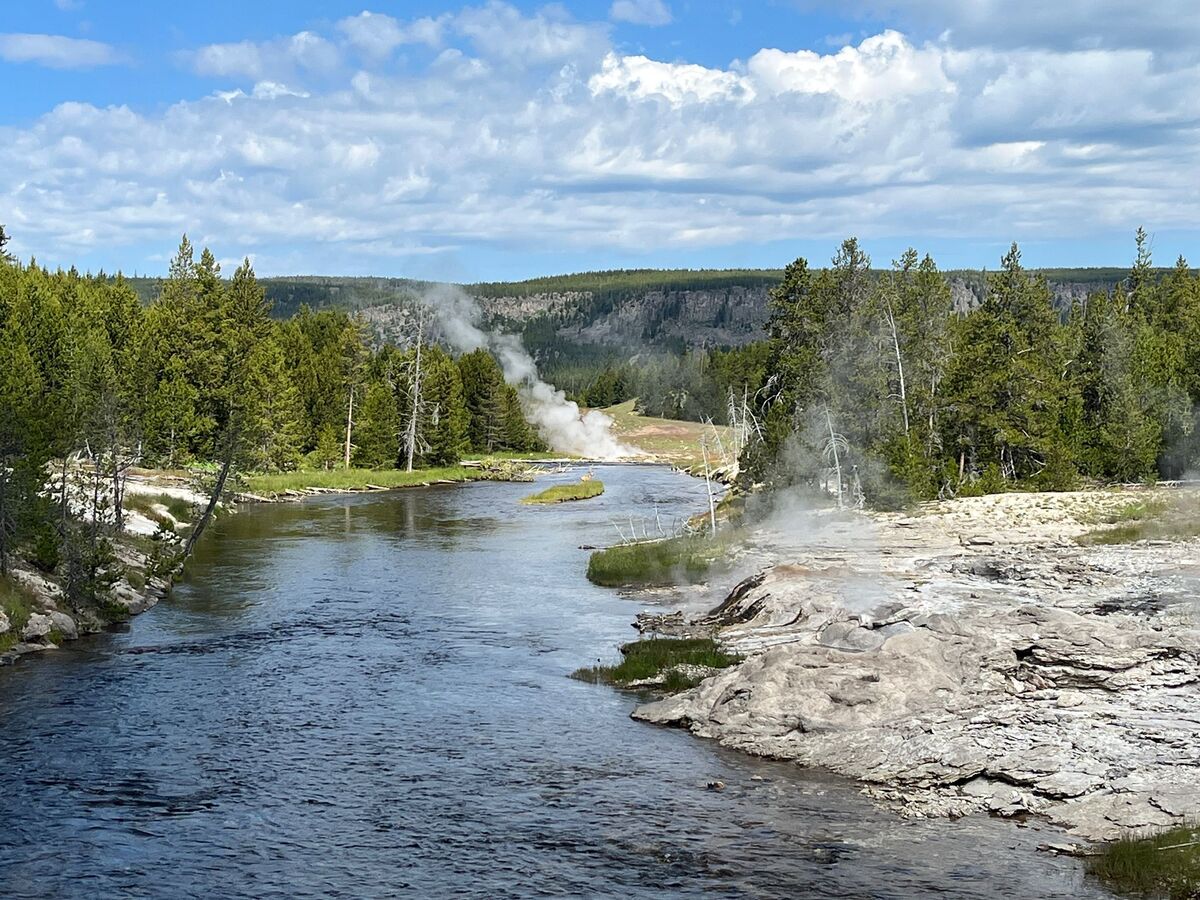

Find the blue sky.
[{"left": 2, "top": 1, "right": 1199, "bottom": 279}]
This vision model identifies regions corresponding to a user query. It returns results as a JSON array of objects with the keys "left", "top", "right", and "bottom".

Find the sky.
[{"left": 2, "top": 0, "right": 1199, "bottom": 280}]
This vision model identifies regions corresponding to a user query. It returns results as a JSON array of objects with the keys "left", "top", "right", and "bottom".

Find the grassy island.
[
  {"left": 571, "top": 638, "right": 740, "bottom": 693},
  {"left": 521, "top": 478, "right": 605, "bottom": 505},
  {"left": 586, "top": 533, "right": 729, "bottom": 587}
]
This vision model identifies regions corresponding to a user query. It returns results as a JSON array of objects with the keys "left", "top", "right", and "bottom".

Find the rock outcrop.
[{"left": 633, "top": 489, "right": 1200, "bottom": 842}]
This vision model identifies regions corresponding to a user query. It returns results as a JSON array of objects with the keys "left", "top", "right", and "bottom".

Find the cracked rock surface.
[{"left": 634, "top": 488, "right": 1200, "bottom": 841}]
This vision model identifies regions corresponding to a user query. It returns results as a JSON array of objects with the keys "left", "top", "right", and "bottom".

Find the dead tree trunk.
[
  {"left": 344, "top": 386, "right": 354, "bottom": 470},
  {"left": 883, "top": 296, "right": 910, "bottom": 436},
  {"left": 826, "top": 406, "right": 844, "bottom": 509},
  {"left": 405, "top": 313, "right": 425, "bottom": 474},
  {"left": 701, "top": 437, "right": 717, "bottom": 536}
]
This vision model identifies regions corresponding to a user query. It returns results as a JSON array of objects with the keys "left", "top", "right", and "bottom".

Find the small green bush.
[
  {"left": 0, "top": 575, "right": 36, "bottom": 651},
  {"left": 30, "top": 523, "right": 61, "bottom": 573}
]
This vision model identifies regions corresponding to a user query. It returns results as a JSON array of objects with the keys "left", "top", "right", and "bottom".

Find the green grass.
[
  {"left": 521, "top": 478, "right": 605, "bottom": 505},
  {"left": 571, "top": 638, "right": 740, "bottom": 692},
  {"left": 602, "top": 399, "right": 735, "bottom": 469},
  {"left": 587, "top": 533, "right": 730, "bottom": 587},
  {"left": 244, "top": 466, "right": 484, "bottom": 495},
  {"left": 1081, "top": 496, "right": 1170, "bottom": 526},
  {"left": 125, "top": 491, "right": 195, "bottom": 527},
  {"left": 0, "top": 574, "right": 36, "bottom": 653},
  {"left": 1089, "top": 826, "right": 1200, "bottom": 898},
  {"left": 1077, "top": 493, "right": 1200, "bottom": 545}
]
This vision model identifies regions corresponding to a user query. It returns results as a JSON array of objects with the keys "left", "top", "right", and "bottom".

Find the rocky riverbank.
[
  {"left": 0, "top": 459, "right": 580, "bottom": 665},
  {"left": 0, "top": 473, "right": 203, "bottom": 666},
  {"left": 632, "top": 488, "right": 1200, "bottom": 845}
]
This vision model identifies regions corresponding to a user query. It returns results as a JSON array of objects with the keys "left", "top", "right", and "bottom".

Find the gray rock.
[
  {"left": 0, "top": 611, "right": 9, "bottom": 635},
  {"left": 48, "top": 611, "right": 77, "bottom": 641},
  {"left": 632, "top": 500, "right": 1200, "bottom": 842},
  {"left": 21, "top": 613, "right": 52, "bottom": 641},
  {"left": 816, "top": 621, "right": 885, "bottom": 652}
]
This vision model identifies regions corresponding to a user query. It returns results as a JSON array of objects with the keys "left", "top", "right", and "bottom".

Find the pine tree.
[
  {"left": 0, "top": 326, "right": 46, "bottom": 575},
  {"left": 313, "top": 424, "right": 341, "bottom": 471},
  {"left": 182, "top": 257, "right": 273, "bottom": 559},
  {"left": 353, "top": 379, "right": 400, "bottom": 468},
  {"left": 253, "top": 334, "right": 305, "bottom": 472}
]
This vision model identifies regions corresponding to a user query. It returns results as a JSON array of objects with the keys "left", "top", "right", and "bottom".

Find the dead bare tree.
[
  {"left": 822, "top": 405, "right": 849, "bottom": 509},
  {"left": 404, "top": 309, "right": 425, "bottom": 474},
  {"left": 343, "top": 386, "right": 355, "bottom": 470},
  {"left": 701, "top": 435, "right": 718, "bottom": 535},
  {"left": 879, "top": 281, "right": 911, "bottom": 436}
]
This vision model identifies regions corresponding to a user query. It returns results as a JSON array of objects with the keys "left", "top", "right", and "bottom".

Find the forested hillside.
[{"left": 120, "top": 263, "right": 1175, "bottom": 428}]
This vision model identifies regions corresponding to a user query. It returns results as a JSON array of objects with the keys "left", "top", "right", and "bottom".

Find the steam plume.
[{"left": 418, "top": 283, "right": 634, "bottom": 459}]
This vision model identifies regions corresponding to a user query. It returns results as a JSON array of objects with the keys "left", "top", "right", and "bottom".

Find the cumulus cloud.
[
  {"left": 610, "top": 0, "right": 672, "bottom": 27},
  {"left": 0, "top": 33, "right": 122, "bottom": 69},
  {"left": 3, "top": 2, "right": 1199, "bottom": 273}
]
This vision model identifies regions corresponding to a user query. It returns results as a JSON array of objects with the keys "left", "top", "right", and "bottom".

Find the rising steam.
[{"left": 418, "top": 283, "right": 634, "bottom": 459}]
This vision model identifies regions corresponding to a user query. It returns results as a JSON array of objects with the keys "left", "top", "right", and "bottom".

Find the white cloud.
[
  {"left": 454, "top": 2, "right": 608, "bottom": 65},
  {"left": 187, "top": 31, "right": 338, "bottom": 80},
  {"left": 4, "top": 4, "right": 1200, "bottom": 274},
  {"left": 0, "top": 33, "right": 122, "bottom": 69},
  {"left": 610, "top": 0, "right": 672, "bottom": 27},
  {"left": 336, "top": 11, "right": 448, "bottom": 57},
  {"left": 590, "top": 53, "right": 753, "bottom": 104}
]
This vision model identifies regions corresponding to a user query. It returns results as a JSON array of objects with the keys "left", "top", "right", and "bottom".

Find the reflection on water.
[{"left": 0, "top": 465, "right": 1112, "bottom": 899}]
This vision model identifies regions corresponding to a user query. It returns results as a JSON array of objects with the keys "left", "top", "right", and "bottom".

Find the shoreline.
[
  {"left": 618, "top": 486, "right": 1200, "bottom": 848},
  {"left": 0, "top": 460, "right": 573, "bottom": 667},
  {"left": 0, "top": 457, "right": 653, "bottom": 668}
]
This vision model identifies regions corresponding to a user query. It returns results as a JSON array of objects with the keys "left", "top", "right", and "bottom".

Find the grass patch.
[
  {"left": 571, "top": 638, "right": 740, "bottom": 692},
  {"left": 125, "top": 491, "right": 195, "bottom": 529},
  {"left": 1081, "top": 496, "right": 1170, "bottom": 526},
  {"left": 1089, "top": 825, "right": 1200, "bottom": 898},
  {"left": 0, "top": 574, "right": 36, "bottom": 652},
  {"left": 587, "top": 533, "right": 731, "bottom": 587},
  {"left": 521, "top": 478, "right": 605, "bottom": 505},
  {"left": 1077, "top": 492, "right": 1200, "bottom": 545},
  {"left": 602, "top": 399, "right": 735, "bottom": 469},
  {"left": 244, "top": 466, "right": 483, "bottom": 495}
]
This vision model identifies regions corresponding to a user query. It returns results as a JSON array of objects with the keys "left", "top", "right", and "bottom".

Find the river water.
[{"left": 0, "top": 465, "right": 1113, "bottom": 899}]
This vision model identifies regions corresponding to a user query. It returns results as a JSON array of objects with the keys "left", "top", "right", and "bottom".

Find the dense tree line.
[
  {"left": 0, "top": 234, "right": 541, "bottom": 604},
  {"left": 564, "top": 344, "right": 770, "bottom": 424},
  {"left": 740, "top": 232, "right": 1200, "bottom": 506}
]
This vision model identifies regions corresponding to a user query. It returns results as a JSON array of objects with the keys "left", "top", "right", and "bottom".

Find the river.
[{"left": 0, "top": 464, "right": 1113, "bottom": 898}]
